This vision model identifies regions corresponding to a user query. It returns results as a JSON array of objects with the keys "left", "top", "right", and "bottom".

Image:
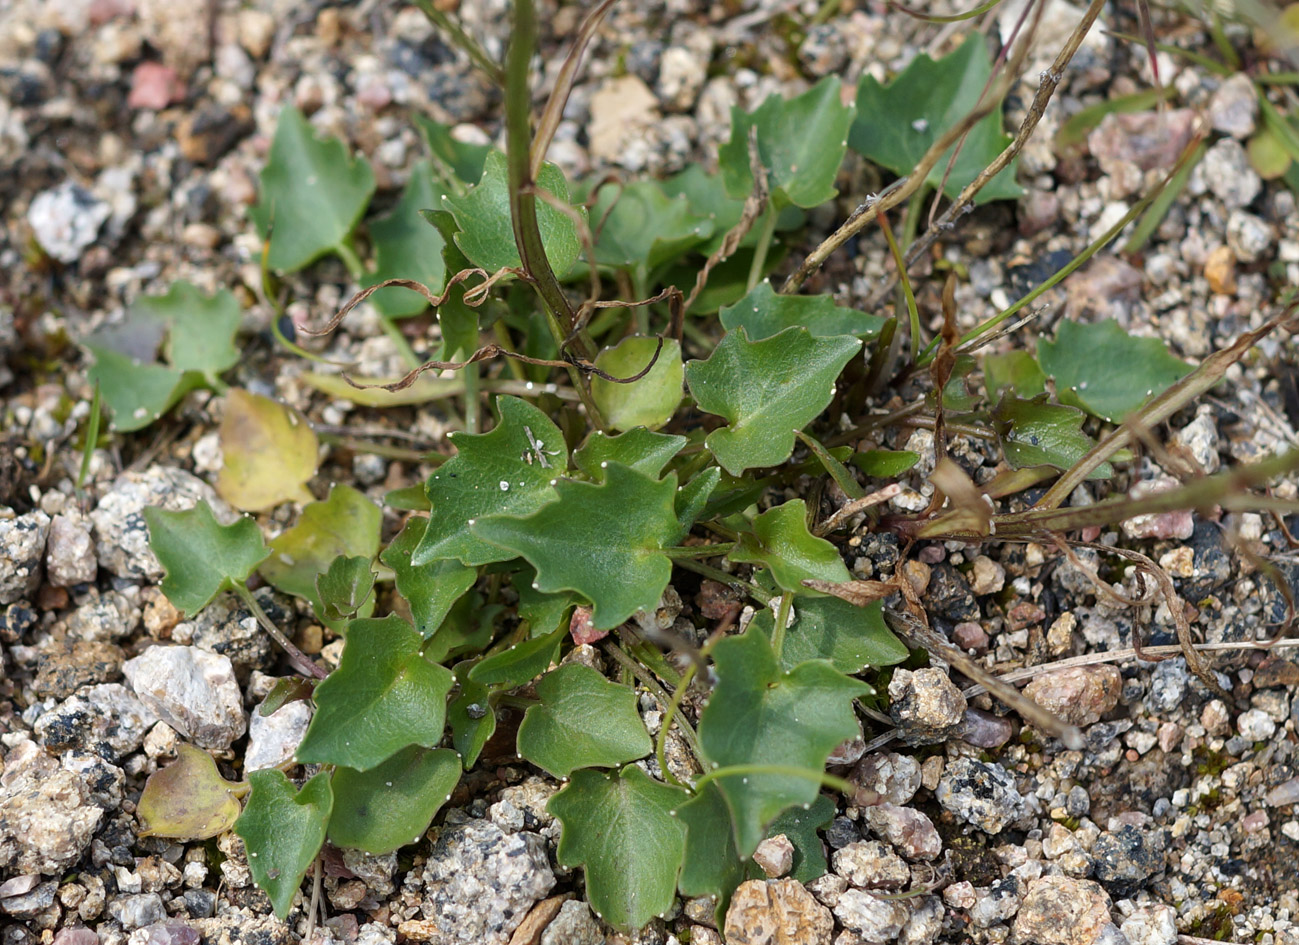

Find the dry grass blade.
[
  {"left": 530, "top": 0, "right": 619, "bottom": 179},
  {"left": 889, "top": 0, "right": 1107, "bottom": 289},
  {"left": 304, "top": 270, "right": 511, "bottom": 337},
  {"left": 685, "top": 127, "right": 768, "bottom": 312},
  {"left": 1072, "top": 540, "right": 1233, "bottom": 702},
  {"left": 781, "top": 0, "right": 1050, "bottom": 294},
  {"left": 1036, "top": 308, "right": 1298, "bottom": 509},
  {"left": 803, "top": 579, "right": 1086, "bottom": 749},
  {"left": 816, "top": 483, "right": 903, "bottom": 535}
]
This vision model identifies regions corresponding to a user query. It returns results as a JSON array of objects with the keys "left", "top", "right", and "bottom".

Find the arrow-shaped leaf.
[
  {"left": 144, "top": 501, "right": 269, "bottom": 617},
  {"left": 296, "top": 615, "right": 453, "bottom": 770},
  {"left": 471, "top": 463, "right": 680, "bottom": 630},
  {"left": 235, "top": 769, "right": 333, "bottom": 919},
  {"left": 729, "top": 499, "right": 851, "bottom": 592},
  {"left": 516, "top": 664, "right": 652, "bottom": 777},
  {"left": 686, "top": 327, "right": 860, "bottom": 475},
  {"left": 548, "top": 766, "right": 687, "bottom": 931}
]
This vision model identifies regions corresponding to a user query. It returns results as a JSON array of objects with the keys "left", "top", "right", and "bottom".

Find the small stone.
[
  {"left": 1254, "top": 657, "right": 1299, "bottom": 689},
  {"left": 1120, "top": 903, "right": 1177, "bottom": 945},
  {"left": 44, "top": 514, "right": 96, "bottom": 587},
  {"left": 244, "top": 700, "right": 312, "bottom": 771},
  {"left": 1203, "top": 244, "right": 1237, "bottom": 295},
  {"left": 1121, "top": 477, "right": 1194, "bottom": 540},
  {"left": 970, "top": 878, "right": 1022, "bottom": 928},
  {"left": 969, "top": 556, "right": 1005, "bottom": 595},
  {"left": 1011, "top": 877, "right": 1117, "bottom": 945},
  {"left": 861, "top": 804, "right": 941, "bottom": 861},
  {"left": 175, "top": 104, "right": 253, "bottom": 165},
  {"left": 833, "top": 888, "right": 910, "bottom": 944},
  {"left": 1088, "top": 109, "right": 1196, "bottom": 174},
  {"left": 539, "top": 899, "right": 602, "bottom": 945},
  {"left": 54, "top": 931, "right": 99, "bottom": 945},
  {"left": 90, "top": 468, "right": 234, "bottom": 580},
  {"left": 899, "top": 895, "right": 943, "bottom": 945},
  {"left": 1227, "top": 209, "right": 1275, "bottom": 263},
  {"left": 127, "top": 62, "right": 184, "bottom": 109},
  {"left": 0, "top": 878, "right": 56, "bottom": 918},
  {"left": 952, "top": 622, "right": 988, "bottom": 651},
  {"left": 1091, "top": 825, "right": 1167, "bottom": 895},
  {"left": 888, "top": 668, "right": 967, "bottom": 745},
  {"left": 418, "top": 819, "right": 555, "bottom": 944},
  {"left": 724, "top": 878, "right": 833, "bottom": 945},
  {"left": 826, "top": 817, "right": 860, "bottom": 850},
  {"left": 943, "top": 882, "right": 976, "bottom": 911},
  {"left": 832, "top": 840, "right": 909, "bottom": 889},
  {"left": 236, "top": 8, "right": 275, "bottom": 57},
  {"left": 34, "top": 683, "right": 159, "bottom": 761},
  {"left": 32, "top": 639, "right": 124, "bottom": 698},
  {"left": 1047, "top": 612, "right": 1076, "bottom": 655},
  {"left": 850, "top": 753, "right": 921, "bottom": 807},
  {"left": 65, "top": 590, "right": 139, "bottom": 642},
  {"left": 27, "top": 183, "right": 111, "bottom": 264},
  {"left": 123, "top": 646, "right": 246, "bottom": 750},
  {"left": 1148, "top": 658, "right": 1189, "bottom": 713},
  {"left": 108, "top": 893, "right": 166, "bottom": 930},
  {"left": 1191, "top": 138, "right": 1261, "bottom": 210},
  {"left": 921, "top": 564, "right": 979, "bottom": 622},
  {"left": 1208, "top": 73, "right": 1258, "bottom": 139},
  {"left": 752, "top": 834, "right": 795, "bottom": 879},
  {"left": 588, "top": 75, "right": 660, "bottom": 170},
  {"left": 0, "top": 509, "right": 51, "bottom": 604},
  {"left": 958, "top": 708, "right": 1014, "bottom": 749},
  {"left": 1023, "top": 666, "right": 1121, "bottom": 727},
  {"left": 936, "top": 757, "right": 1025, "bottom": 834},
  {"left": 1237, "top": 708, "right": 1277, "bottom": 741},
  {"left": 807, "top": 873, "right": 848, "bottom": 910},
  {"left": 0, "top": 740, "right": 104, "bottom": 876}
]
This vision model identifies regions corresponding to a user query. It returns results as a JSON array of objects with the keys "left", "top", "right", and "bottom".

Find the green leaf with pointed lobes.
[
  {"left": 471, "top": 463, "right": 681, "bottom": 630},
  {"left": 144, "top": 501, "right": 269, "bottom": 617},
  {"left": 686, "top": 327, "right": 861, "bottom": 475},
  {"left": 296, "top": 615, "right": 453, "bottom": 771},
  {"left": 413, "top": 396, "right": 567, "bottom": 567}
]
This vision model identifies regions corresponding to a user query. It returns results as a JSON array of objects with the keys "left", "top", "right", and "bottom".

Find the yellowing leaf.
[{"left": 216, "top": 389, "right": 318, "bottom": 512}]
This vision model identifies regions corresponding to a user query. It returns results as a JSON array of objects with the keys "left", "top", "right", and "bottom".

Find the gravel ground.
[{"left": 3, "top": 0, "right": 1299, "bottom": 944}]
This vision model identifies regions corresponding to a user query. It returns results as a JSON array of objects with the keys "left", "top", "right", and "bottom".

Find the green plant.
[{"left": 129, "top": 0, "right": 1299, "bottom": 936}]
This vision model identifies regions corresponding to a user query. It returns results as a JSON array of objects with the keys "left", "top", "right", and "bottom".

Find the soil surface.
[{"left": 2, "top": 1, "right": 1299, "bottom": 944}]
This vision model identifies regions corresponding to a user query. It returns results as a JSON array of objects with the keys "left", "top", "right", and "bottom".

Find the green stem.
[
  {"left": 335, "top": 239, "right": 366, "bottom": 281},
  {"left": 235, "top": 585, "right": 327, "bottom": 679},
  {"left": 694, "top": 763, "right": 855, "bottom": 796},
  {"left": 769, "top": 593, "right": 793, "bottom": 663},
  {"left": 746, "top": 210, "right": 778, "bottom": 292},
  {"left": 604, "top": 640, "right": 699, "bottom": 756},
  {"left": 673, "top": 559, "right": 773, "bottom": 605},
  {"left": 503, "top": 0, "right": 607, "bottom": 430},
  {"left": 463, "top": 361, "right": 481, "bottom": 434},
  {"left": 378, "top": 317, "right": 423, "bottom": 370},
  {"left": 656, "top": 662, "right": 696, "bottom": 789},
  {"left": 664, "top": 543, "right": 735, "bottom": 560},
  {"left": 411, "top": 0, "right": 504, "bottom": 82}
]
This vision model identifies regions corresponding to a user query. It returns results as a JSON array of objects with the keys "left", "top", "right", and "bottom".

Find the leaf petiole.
[
  {"left": 693, "top": 763, "right": 855, "bottom": 797},
  {"left": 233, "top": 584, "right": 327, "bottom": 679}
]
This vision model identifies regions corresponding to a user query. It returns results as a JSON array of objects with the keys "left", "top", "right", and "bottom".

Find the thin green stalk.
[
  {"left": 694, "top": 763, "right": 855, "bottom": 796},
  {"left": 411, "top": 0, "right": 504, "bottom": 82},
  {"left": 768, "top": 593, "right": 793, "bottom": 663},
  {"left": 664, "top": 543, "right": 735, "bottom": 560},
  {"left": 880, "top": 211, "right": 921, "bottom": 365},
  {"left": 378, "top": 317, "right": 423, "bottom": 370},
  {"left": 235, "top": 585, "right": 326, "bottom": 679},
  {"left": 604, "top": 640, "right": 699, "bottom": 757},
  {"left": 503, "top": 0, "right": 607, "bottom": 429},
  {"left": 656, "top": 662, "right": 697, "bottom": 788},
  {"left": 335, "top": 239, "right": 366, "bottom": 281},
  {"left": 746, "top": 210, "right": 778, "bottom": 292},
  {"left": 463, "top": 361, "right": 481, "bottom": 434},
  {"left": 77, "top": 383, "right": 101, "bottom": 492},
  {"left": 673, "top": 559, "right": 773, "bottom": 606}
]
